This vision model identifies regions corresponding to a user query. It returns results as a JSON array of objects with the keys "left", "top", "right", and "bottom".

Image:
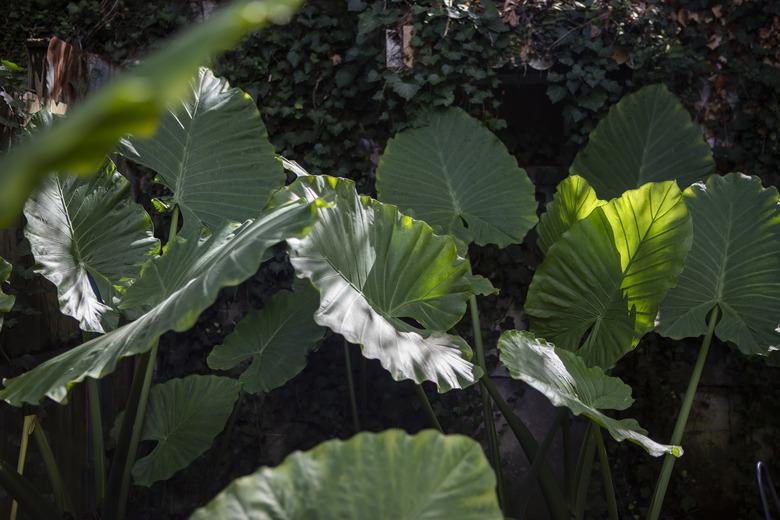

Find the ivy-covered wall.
[{"left": 2, "top": 1, "right": 780, "bottom": 518}]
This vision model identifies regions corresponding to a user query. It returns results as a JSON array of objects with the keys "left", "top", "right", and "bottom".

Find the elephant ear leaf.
[
  {"left": 0, "top": 0, "right": 302, "bottom": 227},
  {"left": 132, "top": 375, "right": 241, "bottom": 487},
  {"left": 0, "top": 198, "right": 317, "bottom": 406},
  {"left": 525, "top": 181, "right": 692, "bottom": 368},
  {"left": 657, "top": 173, "right": 780, "bottom": 355},
  {"left": 0, "top": 257, "right": 14, "bottom": 332},
  {"left": 499, "top": 330, "right": 682, "bottom": 458},
  {"left": 189, "top": 429, "right": 503, "bottom": 520},
  {"left": 23, "top": 163, "right": 159, "bottom": 333},
  {"left": 570, "top": 84, "right": 714, "bottom": 199},
  {"left": 537, "top": 175, "right": 605, "bottom": 254},
  {"left": 120, "top": 67, "right": 284, "bottom": 232},
  {"left": 376, "top": 107, "right": 538, "bottom": 248},
  {"left": 282, "top": 175, "right": 489, "bottom": 392},
  {"left": 208, "top": 279, "right": 324, "bottom": 394}
]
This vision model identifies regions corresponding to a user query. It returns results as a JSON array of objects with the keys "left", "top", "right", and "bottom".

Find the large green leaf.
[
  {"left": 376, "top": 107, "right": 538, "bottom": 248},
  {"left": 23, "top": 164, "right": 159, "bottom": 333},
  {"left": 133, "top": 375, "right": 241, "bottom": 486},
  {"left": 499, "top": 330, "right": 682, "bottom": 458},
  {"left": 189, "top": 429, "right": 502, "bottom": 520},
  {"left": 0, "top": 199, "right": 316, "bottom": 405},
  {"left": 525, "top": 181, "right": 692, "bottom": 368},
  {"left": 208, "top": 279, "right": 324, "bottom": 393},
  {"left": 282, "top": 175, "right": 488, "bottom": 392},
  {"left": 0, "top": 0, "right": 301, "bottom": 228},
  {"left": 537, "top": 175, "right": 605, "bottom": 254},
  {"left": 570, "top": 84, "right": 714, "bottom": 199},
  {"left": 0, "top": 257, "right": 14, "bottom": 331},
  {"left": 120, "top": 67, "right": 283, "bottom": 231},
  {"left": 657, "top": 173, "right": 780, "bottom": 354}
]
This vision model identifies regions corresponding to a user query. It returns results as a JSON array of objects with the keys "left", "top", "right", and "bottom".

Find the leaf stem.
[
  {"left": 168, "top": 205, "right": 180, "bottom": 245},
  {"left": 105, "top": 343, "right": 157, "bottom": 520},
  {"left": 573, "top": 423, "right": 597, "bottom": 520},
  {"left": 31, "top": 418, "right": 73, "bottom": 514},
  {"left": 0, "top": 456, "right": 59, "bottom": 520},
  {"left": 343, "top": 341, "right": 361, "bottom": 433},
  {"left": 648, "top": 306, "right": 719, "bottom": 520},
  {"left": 88, "top": 378, "right": 106, "bottom": 506},
  {"left": 518, "top": 408, "right": 566, "bottom": 517},
  {"left": 10, "top": 415, "right": 35, "bottom": 520},
  {"left": 480, "top": 375, "right": 569, "bottom": 520},
  {"left": 414, "top": 384, "right": 443, "bottom": 433},
  {"left": 469, "top": 294, "right": 505, "bottom": 509},
  {"left": 595, "top": 428, "right": 619, "bottom": 520}
]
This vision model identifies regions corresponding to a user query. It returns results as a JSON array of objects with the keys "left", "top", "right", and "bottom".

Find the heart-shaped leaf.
[
  {"left": 189, "top": 429, "right": 503, "bottom": 520},
  {"left": 0, "top": 198, "right": 317, "bottom": 406},
  {"left": 570, "top": 84, "right": 714, "bottom": 199},
  {"left": 499, "top": 330, "right": 682, "bottom": 458},
  {"left": 376, "top": 107, "right": 538, "bottom": 248},
  {"left": 283, "top": 175, "right": 488, "bottom": 392},
  {"left": 537, "top": 175, "right": 605, "bottom": 254},
  {"left": 208, "top": 279, "right": 324, "bottom": 393},
  {"left": 133, "top": 375, "right": 241, "bottom": 486},
  {"left": 120, "top": 67, "right": 284, "bottom": 232},
  {"left": 0, "top": 257, "right": 14, "bottom": 331},
  {"left": 657, "top": 173, "right": 780, "bottom": 354},
  {"left": 0, "top": 0, "right": 303, "bottom": 227},
  {"left": 526, "top": 181, "right": 692, "bottom": 368},
  {"left": 23, "top": 163, "right": 159, "bottom": 333}
]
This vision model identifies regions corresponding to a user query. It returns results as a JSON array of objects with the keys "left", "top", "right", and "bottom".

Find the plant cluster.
[{"left": 0, "top": 2, "right": 778, "bottom": 519}]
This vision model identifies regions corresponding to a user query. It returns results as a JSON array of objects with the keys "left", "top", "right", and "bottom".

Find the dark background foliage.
[{"left": 1, "top": 1, "right": 779, "bottom": 518}]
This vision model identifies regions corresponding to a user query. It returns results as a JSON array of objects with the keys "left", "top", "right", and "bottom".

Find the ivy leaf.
[
  {"left": 376, "top": 107, "right": 538, "bottom": 248},
  {"left": 207, "top": 279, "right": 324, "bottom": 394},
  {"left": 120, "top": 67, "right": 284, "bottom": 232},
  {"left": 189, "top": 430, "right": 503, "bottom": 520},
  {"left": 386, "top": 75, "right": 420, "bottom": 101},
  {"left": 499, "top": 330, "right": 682, "bottom": 457},
  {"left": 657, "top": 173, "right": 780, "bottom": 355},
  {"left": 23, "top": 164, "right": 159, "bottom": 333},
  {"left": 133, "top": 375, "right": 241, "bottom": 487}
]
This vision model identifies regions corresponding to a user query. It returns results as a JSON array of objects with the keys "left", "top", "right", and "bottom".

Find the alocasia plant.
[{"left": 189, "top": 430, "right": 503, "bottom": 520}]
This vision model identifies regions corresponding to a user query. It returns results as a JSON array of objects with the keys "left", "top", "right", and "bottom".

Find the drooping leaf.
[
  {"left": 189, "top": 429, "right": 503, "bottom": 520},
  {"left": 0, "top": 0, "right": 302, "bottom": 228},
  {"left": 208, "top": 279, "right": 324, "bottom": 393},
  {"left": 133, "top": 375, "right": 241, "bottom": 486},
  {"left": 499, "top": 330, "right": 682, "bottom": 458},
  {"left": 0, "top": 199, "right": 317, "bottom": 405},
  {"left": 570, "top": 84, "right": 714, "bottom": 199},
  {"left": 120, "top": 67, "right": 283, "bottom": 231},
  {"left": 23, "top": 164, "right": 159, "bottom": 333},
  {"left": 282, "top": 175, "right": 487, "bottom": 392},
  {"left": 657, "top": 173, "right": 780, "bottom": 354},
  {"left": 0, "top": 257, "right": 14, "bottom": 331},
  {"left": 525, "top": 181, "right": 692, "bottom": 368},
  {"left": 376, "top": 107, "right": 538, "bottom": 248},
  {"left": 537, "top": 175, "right": 605, "bottom": 254}
]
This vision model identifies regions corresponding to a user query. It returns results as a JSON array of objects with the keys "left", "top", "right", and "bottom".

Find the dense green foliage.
[{"left": 1, "top": 1, "right": 780, "bottom": 519}]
